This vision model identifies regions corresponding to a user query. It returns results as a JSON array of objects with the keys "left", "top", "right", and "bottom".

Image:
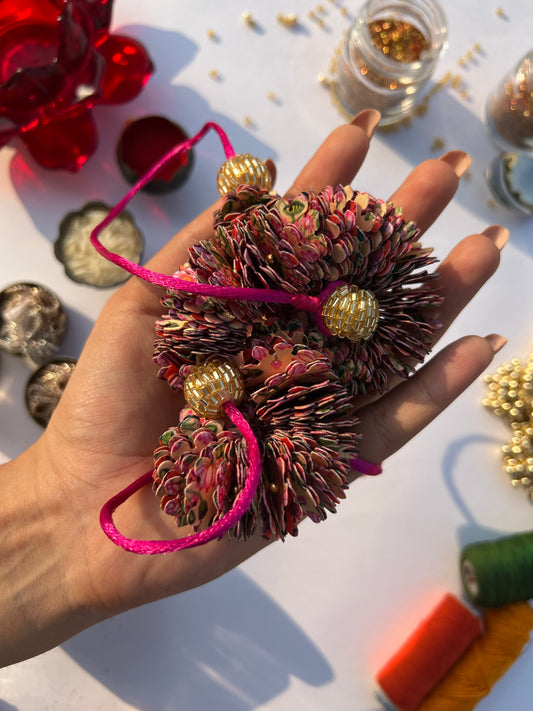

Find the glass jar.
[
  {"left": 334, "top": 0, "right": 448, "bottom": 125},
  {"left": 484, "top": 50, "right": 533, "bottom": 214},
  {"left": 485, "top": 50, "right": 533, "bottom": 155}
]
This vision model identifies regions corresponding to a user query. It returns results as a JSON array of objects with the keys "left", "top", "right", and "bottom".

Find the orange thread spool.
[
  {"left": 417, "top": 601, "right": 533, "bottom": 710},
  {"left": 375, "top": 593, "right": 483, "bottom": 711}
]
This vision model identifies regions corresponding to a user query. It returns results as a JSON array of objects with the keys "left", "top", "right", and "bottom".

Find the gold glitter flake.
[
  {"left": 208, "top": 69, "right": 221, "bottom": 81},
  {"left": 368, "top": 19, "right": 429, "bottom": 64}
]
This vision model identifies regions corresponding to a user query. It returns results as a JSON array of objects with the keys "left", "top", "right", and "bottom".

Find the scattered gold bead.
[
  {"left": 216, "top": 153, "right": 272, "bottom": 196},
  {"left": 243, "top": 115, "right": 255, "bottom": 129},
  {"left": 206, "top": 28, "right": 217, "bottom": 40},
  {"left": 317, "top": 72, "right": 331, "bottom": 87},
  {"left": 184, "top": 358, "right": 245, "bottom": 418},
  {"left": 241, "top": 11, "right": 256, "bottom": 27},
  {"left": 496, "top": 7, "right": 506, "bottom": 18},
  {"left": 430, "top": 137, "right": 445, "bottom": 151},
  {"left": 340, "top": 7, "right": 348, "bottom": 16},
  {"left": 208, "top": 69, "right": 221, "bottom": 81},
  {"left": 321, "top": 284, "right": 380, "bottom": 342},
  {"left": 267, "top": 90, "right": 277, "bottom": 102},
  {"left": 483, "top": 350, "right": 533, "bottom": 501},
  {"left": 277, "top": 12, "right": 298, "bottom": 28}
]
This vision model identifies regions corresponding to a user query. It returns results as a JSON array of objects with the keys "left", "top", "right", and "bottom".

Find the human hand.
[{"left": 0, "top": 109, "right": 506, "bottom": 666}]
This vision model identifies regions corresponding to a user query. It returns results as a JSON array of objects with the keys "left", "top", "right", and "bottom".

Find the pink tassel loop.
[
  {"left": 349, "top": 458, "right": 383, "bottom": 476},
  {"left": 99, "top": 401, "right": 261, "bottom": 554},
  {"left": 89, "top": 121, "right": 340, "bottom": 319}
]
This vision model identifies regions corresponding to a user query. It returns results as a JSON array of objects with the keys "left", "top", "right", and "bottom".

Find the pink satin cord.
[
  {"left": 100, "top": 401, "right": 262, "bottom": 554},
  {"left": 89, "top": 121, "right": 344, "bottom": 317},
  {"left": 349, "top": 458, "right": 383, "bottom": 476}
]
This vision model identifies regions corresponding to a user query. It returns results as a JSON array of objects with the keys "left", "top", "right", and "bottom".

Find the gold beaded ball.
[
  {"left": 216, "top": 154, "right": 272, "bottom": 196},
  {"left": 321, "top": 284, "right": 380, "bottom": 342},
  {"left": 183, "top": 358, "right": 245, "bottom": 418}
]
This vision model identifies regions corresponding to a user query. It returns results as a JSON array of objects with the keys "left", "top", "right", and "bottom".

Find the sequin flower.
[
  {"left": 153, "top": 348, "right": 358, "bottom": 541},
  {"left": 152, "top": 183, "right": 441, "bottom": 541},
  {"left": 0, "top": 0, "right": 154, "bottom": 171},
  {"left": 155, "top": 184, "right": 441, "bottom": 397}
]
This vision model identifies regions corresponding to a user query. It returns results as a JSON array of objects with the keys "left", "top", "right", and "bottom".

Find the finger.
[
  {"left": 430, "top": 225, "right": 507, "bottom": 336},
  {"left": 285, "top": 109, "right": 381, "bottom": 198},
  {"left": 355, "top": 334, "right": 506, "bottom": 464},
  {"left": 352, "top": 224, "right": 507, "bottom": 412},
  {"left": 388, "top": 150, "right": 470, "bottom": 234}
]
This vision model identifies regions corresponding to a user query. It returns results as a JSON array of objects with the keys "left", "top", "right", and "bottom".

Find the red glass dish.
[
  {"left": 116, "top": 116, "right": 194, "bottom": 193},
  {"left": 0, "top": 0, "right": 154, "bottom": 171}
]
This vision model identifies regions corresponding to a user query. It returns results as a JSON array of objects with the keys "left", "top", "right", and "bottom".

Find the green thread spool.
[{"left": 461, "top": 530, "right": 533, "bottom": 607}]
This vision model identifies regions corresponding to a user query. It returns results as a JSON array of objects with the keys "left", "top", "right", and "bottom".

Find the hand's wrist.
[{"left": 0, "top": 441, "right": 101, "bottom": 667}]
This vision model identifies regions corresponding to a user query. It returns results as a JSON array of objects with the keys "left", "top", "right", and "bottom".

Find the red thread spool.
[{"left": 375, "top": 593, "right": 482, "bottom": 711}]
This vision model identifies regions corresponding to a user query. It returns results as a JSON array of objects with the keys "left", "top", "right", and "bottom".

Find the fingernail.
[
  {"left": 439, "top": 150, "right": 471, "bottom": 179},
  {"left": 482, "top": 224, "right": 509, "bottom": 250},
  {"left": 350, "top": 109, "right": 381, "bottom": 139},
  {"left": 485, "top": 333, "right": 508, "bottom": 354}
]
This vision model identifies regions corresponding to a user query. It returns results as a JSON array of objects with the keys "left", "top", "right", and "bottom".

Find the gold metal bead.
[
  {"left": 321, "top": 284, "right": 379, "bottom": 342},
  {"left": 216, "top": 153, "right": 272, "bottom": 195},
  {"left": 183, "top": 358, "right": 244, "bottom": 418}
]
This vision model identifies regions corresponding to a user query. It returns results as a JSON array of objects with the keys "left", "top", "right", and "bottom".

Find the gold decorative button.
[
  {"left": 183, "top": 358, "right": 245, "bottom": 418},
  {"left": 216, "top": 154, "right": 272, "bottom": 195},
  {"left": 321, "top": 284, "right": 379, "bottom": 342}
]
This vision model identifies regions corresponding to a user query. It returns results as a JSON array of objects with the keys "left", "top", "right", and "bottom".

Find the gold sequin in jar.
[
  {"left": 333, "top": 0, "right": 448, "bottom": 125},
  {"left": 321, "top": 284, "right": 380, "bottom": 342},
  {"left": 184, "top": 358, "right": 245, "bottom": 418}
]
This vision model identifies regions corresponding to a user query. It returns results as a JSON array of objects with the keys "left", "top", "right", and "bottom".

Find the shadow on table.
[
  {"left": 0, "top": 701, "right": 19, "bottom": 711},
  {"left": 7, "top": 25, "right": 276, "bottom": 265},
  {"left": 63, "top": 569, "right": 333, "bottom": 711},
  {"left": 440, "top": 432, "right": 523, "bottom": 547}
]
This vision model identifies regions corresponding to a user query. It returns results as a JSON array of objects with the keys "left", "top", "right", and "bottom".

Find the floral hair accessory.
[
  {"left": 0, "top": 0, "right": 153, "bottom": 171},
  {"left": 97, "top": 123, "right": 441, "bottom": 553}
]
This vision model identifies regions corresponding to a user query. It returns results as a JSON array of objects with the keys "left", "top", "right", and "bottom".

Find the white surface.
[{"left": 1, "top": 1, "right": 532, "bottom": 709}]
